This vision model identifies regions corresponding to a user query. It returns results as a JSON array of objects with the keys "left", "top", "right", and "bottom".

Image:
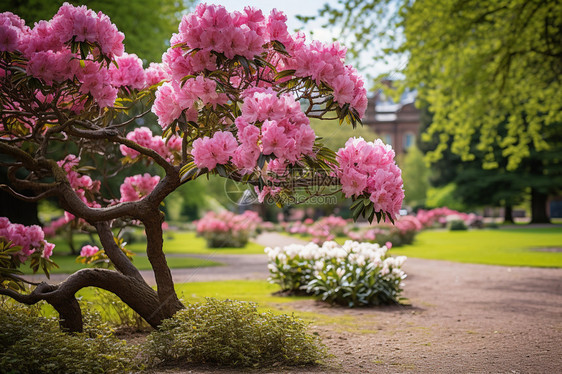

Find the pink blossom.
[
  {"left": 0, "top": 217, "right": 55, "bottom": 262},
  {"left": 152, "top": 82, "right": 182, "bottom": 128},
  {"left": 120, "top": 173, "right": 160, "bottom": 202},
  {"left": 144, "top": 62, "right": 169, "bottom": 86},
  {"left": 336, "top": 137, "right": 404, "bottom": 219},
  {"left": 109, "top": 52, "right": 146, "bottom": 89},
  {"left": 192, "top": 131, "right": 237, "bottom": 170},
  {"left": 80, "top": 244, "right": 99, "bottom": 257}
]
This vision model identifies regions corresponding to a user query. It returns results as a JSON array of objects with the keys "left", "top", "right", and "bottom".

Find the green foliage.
[
  {"left": 448, "top": 220, "right": 468, "bottom": 231},
  {"left": 89, "top": 288, "right": 150, "bottom": 330},
  {"left": 146, "top": 298, "right": 326, "bottom": 368},
  {"left": 399, "top": 145, "right": 429, "bottom": 208},
  {"left": 1, "top": 0, "right": 196, "bottom": 63},
  {"left": 313, "top": 0, "right": 562, "bottom": 170},
  {"left": 0, "top": 301, "right": 142, "bottom": 374},
  {"left": 305, "top": 258, "right": 405, "bottom": 307},
  {"left": 425, "top": 183, "right": 467, "bottom": 212}
]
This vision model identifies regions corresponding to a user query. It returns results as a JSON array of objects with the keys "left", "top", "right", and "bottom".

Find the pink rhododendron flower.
[
  {"left": 109, "top": 52, "right": 146, "bottom": 89},
  {"left": 120, "top": 173, "right": 160, "bottom": 202},
  {"left": 0, "top": 217, "right": 55, "bottom": 262},
  {"left": 191, "top": 131, "right": 237, "bottom": 170},
  {"left": 336, "top": 137, "right": 404, "bottom": 219},
  {"left": 80, "top": 244, "right": 99, "bottom": 257},
  {"left": 144, "top": 62, "right": 169, "bottom": 86}
]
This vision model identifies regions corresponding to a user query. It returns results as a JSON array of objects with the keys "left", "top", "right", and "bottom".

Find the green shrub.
[
  {"left": 146, "top": 298, "right": 325, "bottom": 368},
  {"left": 90, "top": 288, "right": 150, "bottom": 331},
  {"left": 449, "top": 219, "right": 468, "bottom": 231},
  {"left": 0, "top": 300, "right": 142, "bottom": 374}
]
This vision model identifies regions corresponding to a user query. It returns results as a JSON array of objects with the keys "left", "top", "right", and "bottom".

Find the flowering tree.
[{"left": 0, "top": 3, "right": 404, "bottom": 332}]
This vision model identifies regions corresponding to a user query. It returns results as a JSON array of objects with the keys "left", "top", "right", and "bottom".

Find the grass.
[
  {"left": 62, "top": 279, "right": 359, "bottom": 330},
  {"left": 20, "top": 254, "right": 221, "bottom": 275},
  {"left": 127, "top": 231, "right": 266, "bottom": 255},
  {"left": 391, "top": 227, "right": 562, "bottom": 268}
]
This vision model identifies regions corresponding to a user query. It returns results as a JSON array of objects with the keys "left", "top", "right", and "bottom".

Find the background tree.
[
  {"left": 399, "top": 145, "right": 429, "bottom": 210},
  {"left": 312, "top": 0, "right": 562, "bottom": 221}
]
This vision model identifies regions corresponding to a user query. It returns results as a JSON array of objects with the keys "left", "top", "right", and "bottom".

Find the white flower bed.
[{"left": 266, "top": 241, "right": 407, "bottom": 307}]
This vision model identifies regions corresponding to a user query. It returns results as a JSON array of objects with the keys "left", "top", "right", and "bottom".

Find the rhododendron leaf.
[
  {"left": 272, "top": 40, "right": 290, "bottom": 57},
  {"left": 215, "top": 164, "right": 228, "bottom": 178},
  {"left": 387, "top": 214, "right": 395, "bottom": 225},
  {"left": 274, "top": 69, "right": 296, "bottom": 81},
  {"left": 352, "top": 203, "right": 364, "bottom": 221},
  {"left": 350, "top": 198, "right": 364, "bottom": 211}
]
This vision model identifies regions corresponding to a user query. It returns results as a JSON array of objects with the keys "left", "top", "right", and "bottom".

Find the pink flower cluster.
[
  {"left": 191, "top": 131, "right": 238, "bottom": 170},
  {"left": 178, "top": 4, "right": 268, "bottom": 60},
  {"left": 0, "top": 4, "right": 159, "bottom": 108},
  {"left": 57, "top": 155, "right": 101, "bottom": 208},
  {"left": 192, "top": 87, "right": 316, "bottom": 173},
  {"left": 144, "top": 62, "right": 170, "bottom": 86},
  {"left": 19, "top": 3, "right": 124, "bottom": 58},
  {"left": 0, "top": 12, "right": 29, "bottom": 52},
  {"left": 120, "top": 127, "right": 182, "bottom": 162},
  {"left": 80, "top": 244, "right": 99, "bottom": 257},
  {"left": 196, "top": 210, "right": 261, "bottom": 235},
  {"left": 282, "top": 216, "right": 350, "bottom": 245},
  {"left": 120, "top": 173, "right": 160, "bottom": 202},
  {"left": 152, "top": 76, "right": 228, "bottom": 128},
  {"left": 0, "top": 217, "right": 55, "bottom": 262},
  {"left": 336, "top": 137, "right": 404, "bottom": 219},
  {"left": 109, "top": 53, "right": 146, "bottom": 90},
  {"left": 285, "top": 41, "right": 368, "bottom": 117},
  {"left": 153, "top": 3, "right": 367, "bottom": 142},
  {"left": 416, "top": 207, "right": 482, "bottom": 228}
]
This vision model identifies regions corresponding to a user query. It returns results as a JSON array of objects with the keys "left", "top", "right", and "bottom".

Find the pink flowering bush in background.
[
  {"left": 346, "top": 215, "right": 423, "bottom": 247},
  {"left": 196, "top": 210, "right": 263, "bottom": 248},
  {"left": 416, "top": 207, "right": 483, "bottom": 229}
]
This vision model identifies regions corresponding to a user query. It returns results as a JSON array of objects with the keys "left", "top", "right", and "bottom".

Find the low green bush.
[
  {"left": 0, "top": 300, "right": 142, "bottom": 374},
  {"left": 146, "top": 298, "right": 325, "bottom": 368},
  {"left": 449, "top": 219, "right": 468, "bottom": 231}
]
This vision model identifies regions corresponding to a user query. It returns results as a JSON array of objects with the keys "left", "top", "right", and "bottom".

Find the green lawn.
[
  {"left": 391, "top": 227, "right": 562, "bottom": 267},
  {"left": 20, "top": 254, "right": 221, "bottom": 275},
  {"left": 127, "top": 231, "right": 266, "bottom": 255}
]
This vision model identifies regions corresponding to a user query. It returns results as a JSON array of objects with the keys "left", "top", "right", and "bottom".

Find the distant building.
[{"left": 363, "top": 83, "right": 421, "bottom": 156}]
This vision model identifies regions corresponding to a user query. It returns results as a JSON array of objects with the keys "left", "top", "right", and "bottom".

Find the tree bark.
[
  {"left": 0, "top": 268, "right": 171, "bottom": 332},
  {"left": 530, "top": 188, "right": 550, "bottom": 224},
  {"left": 143, "top": 210, "right": 184, "bottom": 317},
  {"left": 503, "top": 204, "right": 514, "bottom": 224}
]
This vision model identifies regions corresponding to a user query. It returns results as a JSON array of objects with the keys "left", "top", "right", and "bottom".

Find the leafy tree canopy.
[
  {"left": 312, "top": 0, "right": 562, "bottom": 170},
  {"left": 1, "top": 0, "right": 194, "bottom": 63}
]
